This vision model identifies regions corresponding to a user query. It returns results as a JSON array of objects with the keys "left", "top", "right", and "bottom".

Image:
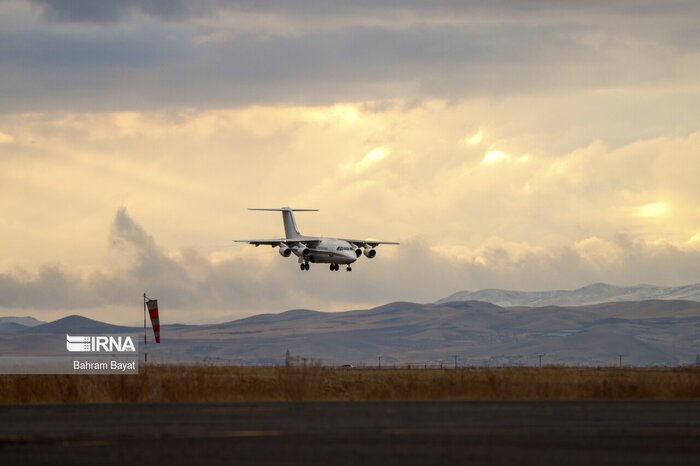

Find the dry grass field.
[{"left": 1, "top": 365, "right": 699, "bottom": 403}]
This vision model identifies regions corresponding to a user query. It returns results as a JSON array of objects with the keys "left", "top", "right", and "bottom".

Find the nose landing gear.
[
  {"left": 300, "top": 262, "right": 309, "bottom": 271},
  {"left": 346, "top": 266, "right": 352, "bottom": 272}
]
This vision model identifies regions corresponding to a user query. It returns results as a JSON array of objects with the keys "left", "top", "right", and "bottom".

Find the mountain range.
[
  {"left": 2, "top": 295, "right": 699, "bottom": 367},
  {"left": 0, "top": 316, "right": 46, "bottom": 333},
  {"left": 437, "top": 283, "right": 700, "bottom": 307}
]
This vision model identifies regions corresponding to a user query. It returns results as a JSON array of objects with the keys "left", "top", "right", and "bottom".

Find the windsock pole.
[{"left": 143, "top": 293, "right": 147, "bottom": 363}]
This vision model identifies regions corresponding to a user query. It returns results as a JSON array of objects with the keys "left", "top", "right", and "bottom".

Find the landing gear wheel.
[
  {"left": 330, "top": 264, "right": 334, "bottom": 271},
  {"left": 300, "top": 264, "right": 305, "bottom": 271},
  {"left": 346, "top": 266, "right": 352, "bottom": 272},
  {"left": 305, "top": 263, "right": 310, "bottom": 270}
]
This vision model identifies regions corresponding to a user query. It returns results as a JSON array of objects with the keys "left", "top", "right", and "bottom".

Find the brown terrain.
[{"left": 1, "top": 365, "right": 699, "bottom": 403}]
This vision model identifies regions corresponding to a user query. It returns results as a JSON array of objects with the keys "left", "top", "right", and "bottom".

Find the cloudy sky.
[{"left": 1, "top": 0, "right": 700, "bottom": 323}]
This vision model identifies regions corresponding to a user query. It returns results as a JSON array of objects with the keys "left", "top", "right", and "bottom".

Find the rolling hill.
[
  {"left": 25, "top": 315, "right": 137, "bottom": 334},
  {"left": 118, "top": 300, "right": 700, "bottom": 366},
  {"left": 3, "top": 299, "right": 699, "bottom": 366},
  {"left": 0, "top": 316, "right": 45, "bottom": 333}
]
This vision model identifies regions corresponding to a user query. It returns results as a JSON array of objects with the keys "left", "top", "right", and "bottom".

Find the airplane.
[{"left": 234, "top": 207, "right": 399, "bottom": 272}]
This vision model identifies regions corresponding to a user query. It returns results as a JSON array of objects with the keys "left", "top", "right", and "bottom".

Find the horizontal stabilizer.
[{"left": 248, "top": 207, "right": 318, "bottom": 212}]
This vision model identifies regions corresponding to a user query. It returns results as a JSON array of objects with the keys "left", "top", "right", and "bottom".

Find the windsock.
[{"left": 146, "top": 299, "right": 160, "bottom": 343}]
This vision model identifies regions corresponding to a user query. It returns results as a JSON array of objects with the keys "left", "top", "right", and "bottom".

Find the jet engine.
[
  {"left": 363, "top": 247, "right": 376, "bottom": 258},
  {"left": 278, "top": 244, "right": 292, "bottom": 257},
  {"left": 292, "top": 244, "right": 310, "bottom": 256},
  {"left": 354, "top": 248, "right": 362, "bottom": 257}
]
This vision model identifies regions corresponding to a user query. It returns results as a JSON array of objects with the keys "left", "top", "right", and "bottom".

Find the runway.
[{"left": 1, "top": 401, "right": 699, "bottom": 465}]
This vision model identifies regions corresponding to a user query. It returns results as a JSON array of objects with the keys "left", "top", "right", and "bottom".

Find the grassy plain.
[{"left": 1, "top": 365, "right": 699, "bottom": 403}]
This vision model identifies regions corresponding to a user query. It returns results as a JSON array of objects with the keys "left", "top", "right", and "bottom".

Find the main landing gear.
[
  {"left": 329, "top": 264, "right": 351, "bottom": 272},
  {"left": 300, "top": 262, "right": 310, "bottom": 271}
]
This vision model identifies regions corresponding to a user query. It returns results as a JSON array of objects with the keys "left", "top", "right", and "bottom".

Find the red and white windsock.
[{"left": 146, "top": 299, "right": 161, "bottom": 343}]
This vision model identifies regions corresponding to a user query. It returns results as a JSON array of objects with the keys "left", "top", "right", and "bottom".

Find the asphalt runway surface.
[{"left": 1, "top": 401, "right": 699, "bottom": 465}]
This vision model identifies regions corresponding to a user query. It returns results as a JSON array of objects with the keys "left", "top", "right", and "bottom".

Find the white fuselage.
[
  {"left": 292, "top": 238, "right": 358, "bottom": 264},
  {"left": 235, "top": 207, "right": 398, "bottom": 271}
]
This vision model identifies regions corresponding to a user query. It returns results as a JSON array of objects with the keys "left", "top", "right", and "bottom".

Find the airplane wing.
[
  {"left": 342, "top": 239, "right": 400, "bottom": 247},
  {"left": 233, "top": 238, "right": 323, "bottom": 247},
  {"left": 233, "top": 239, "right": 286, "bottom": 247}
]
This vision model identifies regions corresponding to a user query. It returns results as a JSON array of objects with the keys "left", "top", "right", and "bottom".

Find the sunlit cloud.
[
  {"left": 688, "top": 233, "right": 700, "bottom": 248},
  {"left": 354, "top": 147, "right": 390, "bottom": 172},
  {"left": 482, "top": 149, "right": 508, "bottom": 165},
  {"left": 461, "top": 127, "right": 485, "bottom": 146},
  {"left": 636, "top": 202, "right": 668, "bottom": 218},
  {"left": 575, "top": 237, "right": 623, "bottom": 267},
  {"left": 301, "top": 104, "right": 361, "bottom": 125},
  {"left": 0, "top": 131, "right": 14, "bottom": 143}
]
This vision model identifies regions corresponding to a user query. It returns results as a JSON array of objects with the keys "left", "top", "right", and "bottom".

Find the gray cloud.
[
  {"left": 28, "top": 1, "right": 700, "bottom": 25},
  {"left": 0, "top": 30, "right": 175, "bottom": 69},
  {"left": 0, "top": 208, "right": 283, "bottom": 315},
  {"left": 0, "top": 1, "right": 697, "bottom": 112},
  {"left": 31, "top": 0, "right": 200, "bottom": 23}
]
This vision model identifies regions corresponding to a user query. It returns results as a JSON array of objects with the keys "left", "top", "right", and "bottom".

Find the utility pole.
[
  {"left": 618, "top": 354, "right": 623, "bottom": 368},
  {"left": 143, "top": 293, "right": 147, "bottom": 363},
  {"left": 453, "top": 355, "right": 458, "bottom": 369},
  {"left": 377, "top": 355, "right": 382, "bottom": 369},
  {"left": 537, "top": 354, "right": 544, "bottom": 368}
]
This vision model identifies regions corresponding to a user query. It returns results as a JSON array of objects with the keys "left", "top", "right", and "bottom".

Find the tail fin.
[{"left": 248, "top": 207, "right": 318, "bottom": 239}]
